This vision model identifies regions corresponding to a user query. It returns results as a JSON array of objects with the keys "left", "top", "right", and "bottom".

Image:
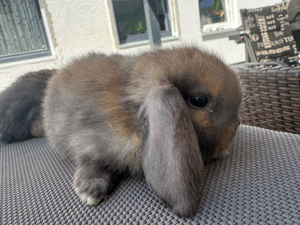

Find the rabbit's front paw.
[
  {"left": 74, "top": 177, "right": 110, "bottom": 205},
  {"left": 73, "top": 167, "right": 114, "bottom": 205},
  {"left": 211, "top": 149, "right": 229, "bottom": 159}
]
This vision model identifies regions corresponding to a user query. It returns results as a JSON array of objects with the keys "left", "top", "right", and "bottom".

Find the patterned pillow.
[{"left": 240, "top": 2, "right": 298, "bottom": 66}]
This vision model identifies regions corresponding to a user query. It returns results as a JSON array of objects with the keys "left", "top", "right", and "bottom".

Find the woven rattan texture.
[
  {"left": 238, "top": 67, "right": 300, "bottom": 134},
  {"left": 1, "top": 125, "right": 300, "bottom": 224}
]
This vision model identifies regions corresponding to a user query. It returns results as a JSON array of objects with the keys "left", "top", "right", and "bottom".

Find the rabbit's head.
[{"left": 126, "top": 46, "right": 243, "bottom": 216}]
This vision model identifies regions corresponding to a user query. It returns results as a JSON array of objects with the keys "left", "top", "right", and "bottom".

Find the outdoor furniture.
[
  {"left": 230, "top": 0, "right": 300, "bottom": 66},
  {"left": 237, "top": 66, "right": 300, "bottom": 135},
  {"left": 1, "top": 124, "right": 300, "bottom": 224},
  {"left": 287, "top": 0, "right": 300, "bottom": 51},
  {"left": 240, "top": 1, "right": 299, "bottom": 66}
]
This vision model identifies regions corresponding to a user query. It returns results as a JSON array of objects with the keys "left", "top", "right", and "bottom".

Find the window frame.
[
  {"left": 0, "top": 0, "right": 56, "bottom": 69},
  {"left": 110, "top": 0, "right": 178, "bottom": 49}
]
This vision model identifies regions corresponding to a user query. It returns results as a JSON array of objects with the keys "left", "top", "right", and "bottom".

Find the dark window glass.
[
  {"left": 0, "top": 0, "right": 51, "bottom": 64},
  {"left": 112, "top": 0, "right": 172, "bottom": 44}
]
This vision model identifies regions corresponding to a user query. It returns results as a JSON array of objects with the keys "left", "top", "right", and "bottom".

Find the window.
[
  {"left": 0, "top": 0, "right": 53, "bottom": 64},
  {"left": 112, "top": 0, "right": 173, "bottom": 45},
  {"left": 199, "top": 0, "right": 238, "bottom": 33}
]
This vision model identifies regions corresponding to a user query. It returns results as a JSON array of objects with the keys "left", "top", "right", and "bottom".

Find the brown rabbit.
[
  {"left": 42, "top": 46, "right": 242, "bottom": 216},
  {"left": 0, "top": 46, "right": 242, "bottom": 217}
]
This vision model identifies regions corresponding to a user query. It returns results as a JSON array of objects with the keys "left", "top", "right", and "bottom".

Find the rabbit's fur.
[
  {"left": 0, "top": 47, "right": 242, "bottom": 217},
  {"left": 0, "top": 70, "right": 55, "bottom": 143}
]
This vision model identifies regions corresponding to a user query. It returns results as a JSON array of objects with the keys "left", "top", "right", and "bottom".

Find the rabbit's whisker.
[
  {"left": 242, "top": 88, "right": 278, "bottom": 105},
  {"left": 241, "top": 80, "right": 266, "bottom": 101}
]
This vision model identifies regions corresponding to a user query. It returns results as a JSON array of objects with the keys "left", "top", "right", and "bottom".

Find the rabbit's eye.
[{"left": 189, "top": 97, "right": 208, "bottom": 108}]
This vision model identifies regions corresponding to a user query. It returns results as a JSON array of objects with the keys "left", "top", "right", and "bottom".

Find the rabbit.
[
  {"left": 42, "top": 46, "right": 242, "bottom": 217},
  {"left": 0, "top": 69, "right": 56, "bottom": 143},
  {"left": 0, "top": 46, "right": 242, "bottom": 217}
]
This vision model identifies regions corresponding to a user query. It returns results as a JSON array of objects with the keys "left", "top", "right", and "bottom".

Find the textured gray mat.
[{"left": 1, "top": 125, "right": 300, "bottom": 224}]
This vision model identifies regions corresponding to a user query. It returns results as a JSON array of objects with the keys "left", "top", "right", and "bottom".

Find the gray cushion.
[{"left": 1, "top": 125, "right": 300, "bottom": 224}]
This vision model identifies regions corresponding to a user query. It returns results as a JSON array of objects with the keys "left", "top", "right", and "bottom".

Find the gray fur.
[
  {"left": 0, "top": 70, "right": 55, "bottom": 143},
  {"left": 0, "top": 47, "right": 243, "bottom": 217}
]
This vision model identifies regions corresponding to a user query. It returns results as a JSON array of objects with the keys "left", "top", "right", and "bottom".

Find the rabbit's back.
[{"left": 43, "top": 53, "right": 143, "bottom": 173}]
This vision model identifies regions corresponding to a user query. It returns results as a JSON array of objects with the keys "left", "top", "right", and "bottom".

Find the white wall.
[
  {"left": 237, "top": 0, "right": 282, "bottom": 10},
  {"left": 0, "top": 0, "right": 284, "bottom": 93}
]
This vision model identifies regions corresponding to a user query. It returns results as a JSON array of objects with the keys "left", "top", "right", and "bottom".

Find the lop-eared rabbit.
[{"left": 0, "top": 47, "right": 242, "bottom": 217}]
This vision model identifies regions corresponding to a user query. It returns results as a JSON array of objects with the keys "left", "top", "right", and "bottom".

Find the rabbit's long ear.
[{"left": 141, "top": 83, "right": 204, "bottom": 217}]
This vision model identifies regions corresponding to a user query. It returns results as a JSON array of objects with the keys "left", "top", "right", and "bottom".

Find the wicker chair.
[
  {"left": 1, "top": 125, "right": 300, "bottom": 224},
  {"left": 236, "top": 1, "right": 300, "bottom": 135},
  {"left": 237, "top": 66, "right": 300, "bottom": 135}
]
